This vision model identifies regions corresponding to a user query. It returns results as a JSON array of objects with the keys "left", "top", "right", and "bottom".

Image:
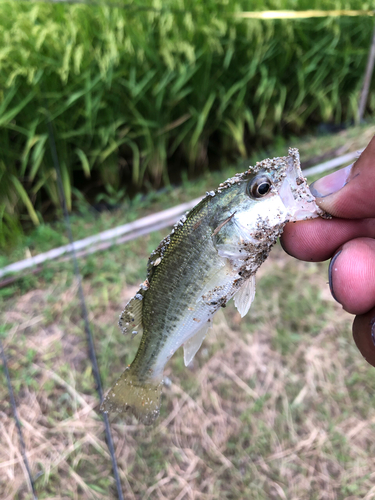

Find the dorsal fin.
[
  {"left": 147, "top": 233, "right": 172, "bottom": 280},
  {"left": 183, "top": 321, "right": 211, "bottom": 366},
  {"left": 118, "top": 292, "right": 144, "bottom": 336},
  {"left": 233, "top": 274, "right": 256, "bottom": 318}
]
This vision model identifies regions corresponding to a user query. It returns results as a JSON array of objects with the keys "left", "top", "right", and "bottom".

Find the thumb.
[{"left": 310, "top": 136, "right": 375, "bottom": 219}]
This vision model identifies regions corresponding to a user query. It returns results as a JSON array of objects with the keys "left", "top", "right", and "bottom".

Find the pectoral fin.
[
  {"left": 233, "top": 274, "right": 256, "bottom": 318},
  {"left": 183, "top": 321, "right": 211, "bottom": 366},
  {"left": 118, "top": 292, "right": 144, "bottom": 336}
]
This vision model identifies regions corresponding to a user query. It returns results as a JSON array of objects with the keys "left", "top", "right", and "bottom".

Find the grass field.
[{"left": 1, "top": 126, "right": 375, "bottom": 499}]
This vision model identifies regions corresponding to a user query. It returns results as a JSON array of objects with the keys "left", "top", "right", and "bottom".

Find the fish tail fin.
[{"left": 100, "top": 367, "right": 162, "bottom": 425}]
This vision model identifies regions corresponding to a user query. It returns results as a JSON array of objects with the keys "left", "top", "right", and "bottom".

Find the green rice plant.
[{"left": 0, "top": 0, "right": 373, "bottom": 247}]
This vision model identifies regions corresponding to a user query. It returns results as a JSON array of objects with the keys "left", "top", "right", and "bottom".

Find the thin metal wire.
[
  {"left": 45, "top": 112, "right": 125, "bottom": 500},
  {"left": 0, "top": 338, "right": 38, "bottom": 500}
]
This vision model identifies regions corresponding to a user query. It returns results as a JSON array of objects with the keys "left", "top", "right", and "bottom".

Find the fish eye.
[{"left": 247, "top": 175, "right": 272, "bottom": 199}]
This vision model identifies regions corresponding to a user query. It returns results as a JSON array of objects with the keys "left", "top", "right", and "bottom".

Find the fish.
[{"left": 101, "top": 148, "right": 326, "bottom": 425}]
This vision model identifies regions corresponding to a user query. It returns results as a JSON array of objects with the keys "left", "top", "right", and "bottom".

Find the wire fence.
[
  {"left": 0, "top": 339, "right": 37, "bottom": 499},
  {"left": 1, "top": 6, "right": 374, "bottom": 498},
  {"left": 0, "top": 112, "right": 360, "bottom": 500},
  {"left": 46, "top": 107, "right": 125, "bottom": 500},
  {"left": 1, "top": 102, "right": 126, "bottom": 499}
]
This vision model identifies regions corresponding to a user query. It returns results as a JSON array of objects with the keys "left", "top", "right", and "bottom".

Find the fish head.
[
  {"left": 216, "top": 148, "right": 324, "bottom": 229},
  {"left": 213, "top": 148, "right": 326, "bottom": 264}
]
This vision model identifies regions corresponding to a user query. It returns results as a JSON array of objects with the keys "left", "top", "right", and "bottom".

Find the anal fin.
[{"left": 183, "top": 321, "right": 211, "bottom": 367}]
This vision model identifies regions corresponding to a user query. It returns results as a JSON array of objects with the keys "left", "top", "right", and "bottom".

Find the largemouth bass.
[{"left": 101, "top": 149, "right": 326, "bottom": 424}]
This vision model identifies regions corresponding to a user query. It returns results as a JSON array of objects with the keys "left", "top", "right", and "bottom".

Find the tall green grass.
[{"left": 0, "top": 0, "right": 373, "bottom": 246}]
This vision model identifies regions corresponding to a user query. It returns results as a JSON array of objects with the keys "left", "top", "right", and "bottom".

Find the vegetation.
[
  {"left": 1, "top": 0, "right": 374, "bottom": 246},
  {"left": 1, "top": 120, "right": 374, "bottom": 271},
  {"left": 1, "top": 125, "right": 375, "bottom": 498},
  {"left": 1, "top": 239, "right": 375, "bottom": 499}
]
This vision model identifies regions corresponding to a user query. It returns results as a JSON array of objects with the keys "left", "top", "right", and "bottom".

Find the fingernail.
[
  {"left": 310, "top": 164, "right": 353, "bottom": 198},
  {"left": 328, "top": 250, "right": 342, "bottom": 303}
]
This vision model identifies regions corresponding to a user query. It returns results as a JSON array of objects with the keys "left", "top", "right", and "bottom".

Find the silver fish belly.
[{"left": 101, "top": 148, "right": 326, "bottom": 424}]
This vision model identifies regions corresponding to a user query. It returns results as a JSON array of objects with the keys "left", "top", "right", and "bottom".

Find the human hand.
[{"left": 280, "top": 137, "right": 375, "bottom": 367}]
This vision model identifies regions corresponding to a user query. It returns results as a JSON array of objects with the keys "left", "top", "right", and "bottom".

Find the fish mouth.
[{"left": 278, "top": 151, "right": 324, "bottom": 222}]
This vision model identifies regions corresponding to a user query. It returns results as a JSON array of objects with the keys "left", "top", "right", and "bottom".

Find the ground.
[{"left": 1, "top": 124, "right": 375, "bottom": 499}]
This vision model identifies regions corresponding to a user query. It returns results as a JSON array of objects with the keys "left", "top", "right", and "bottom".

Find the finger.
[
  {"left": 353, "top": 306, "right": 375, "bottom": 367},
  {"left": 310, "top": 136, "right": 375, "bottom": 219},
  {"left": 280, "top": 217, "right": 375, "bottom": 262},
  {"left": 329, "top": 238, "right": 375, "bottom": 315}
]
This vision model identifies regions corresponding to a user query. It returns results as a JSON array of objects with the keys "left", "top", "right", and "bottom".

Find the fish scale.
[{"left": 135, "top": 197, "right": 219, "bottom": 377}]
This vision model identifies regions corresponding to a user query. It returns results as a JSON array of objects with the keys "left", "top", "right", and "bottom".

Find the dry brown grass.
[{"left": 1, "top": 245, "right": 375, "bottom": 500}]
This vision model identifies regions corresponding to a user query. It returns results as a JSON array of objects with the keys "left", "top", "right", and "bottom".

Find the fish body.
[{"left": 101, "top": 149, "right": 325, "bottom": 424}]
